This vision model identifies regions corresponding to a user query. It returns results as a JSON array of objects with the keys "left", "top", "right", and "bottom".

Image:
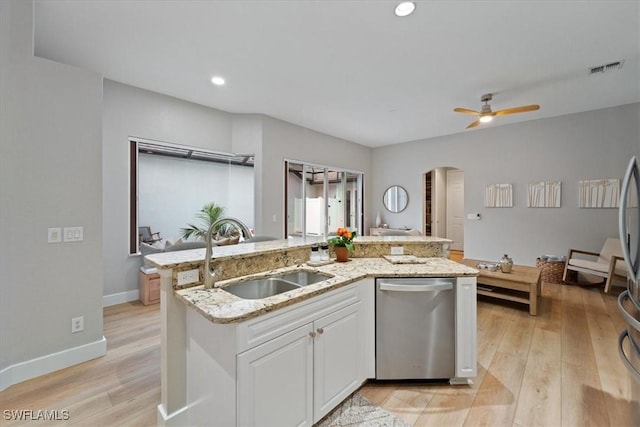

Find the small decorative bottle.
[
  {"left": 500, "top": 254, "right": 513, "bottom": 273},
  {"left": 375, "top": 211, "right": 382, "bottom": 228}
]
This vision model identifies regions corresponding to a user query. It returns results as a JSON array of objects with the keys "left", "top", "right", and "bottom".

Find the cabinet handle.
[
  {"left": 309, "top": 331, "right": 317, "bottom": 338},
  {"left": 317, "top": 328, "right": 324, "bottom": 334}
]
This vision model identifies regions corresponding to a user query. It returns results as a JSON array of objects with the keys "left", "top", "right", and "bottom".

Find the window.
[
  {"left": 285, "top": 160, "right": 363, "bottom": 239},
  {"left": 129, "top": 138, "right": 254, "bottom": 255}
]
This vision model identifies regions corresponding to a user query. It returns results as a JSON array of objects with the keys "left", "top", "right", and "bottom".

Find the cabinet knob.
[
  {"left": 317, "top": 328, "right": 324, "bottom": 334},
  {"left": 309, "top": 331, "right": 317, "bottom": 338}
]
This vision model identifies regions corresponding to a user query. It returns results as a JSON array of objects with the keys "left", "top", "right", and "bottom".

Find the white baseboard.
[
  {"left": 103, "top": 289, "right": 139, "bottom": 307},
  {"left": 157, "top": 403, "right": 189, "bottom": 427},
  {"left": 0, "top": 336, "right": 107, "bottom": 391}
]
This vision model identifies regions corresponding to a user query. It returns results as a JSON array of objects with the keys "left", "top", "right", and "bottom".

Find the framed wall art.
[
  {"left": 485, "top": 183, "right": 513, "bottom": 208},
  {"left": 528, "top": 181, "right": 561, "bottom": 208},
  {"left": 578, "top": 178, "right": 620, "bottom": 208}
]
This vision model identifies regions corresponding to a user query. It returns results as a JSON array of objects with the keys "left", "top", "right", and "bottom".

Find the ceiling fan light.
[
  {"left": 395, "top": 2, "right": 415, "bottom": 17},
  {"left": 479, "top": 115, "right": 493, "bottom": 123},
  {"left": 210, "top": 76, "right": 225, "bottom": 86}
]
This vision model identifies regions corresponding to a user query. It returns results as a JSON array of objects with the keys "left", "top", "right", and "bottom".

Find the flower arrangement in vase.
[{"left": 328, "top": 227, "right": 357, "bottom": 262}]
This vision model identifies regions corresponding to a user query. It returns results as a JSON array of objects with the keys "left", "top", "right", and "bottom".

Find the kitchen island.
[{"left": 145, "top": 236, "right": 478, "bottom": 427}]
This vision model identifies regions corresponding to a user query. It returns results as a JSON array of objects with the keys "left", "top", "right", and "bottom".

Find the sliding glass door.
[{"left": 285, "top": 161, "right": 363, "bottom": 239}]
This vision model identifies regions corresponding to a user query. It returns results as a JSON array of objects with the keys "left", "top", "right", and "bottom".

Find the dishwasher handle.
[{"left": 378, "top": 281, "right": 453, "bottom": 292}]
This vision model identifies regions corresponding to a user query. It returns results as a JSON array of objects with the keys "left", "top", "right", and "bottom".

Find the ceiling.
[{"left": 33, "top": 1, "right": 640, "bottom": 147}]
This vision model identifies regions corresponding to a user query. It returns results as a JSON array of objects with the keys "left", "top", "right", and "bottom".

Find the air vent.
[{"left": 589, "top": 60, "right": 624, "bottom": 75}]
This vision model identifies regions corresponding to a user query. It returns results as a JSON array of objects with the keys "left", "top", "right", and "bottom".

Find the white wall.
[
  {"left": 231, "top": 115, "right": 263, "bottom": 233},
  {"left": 102, "top": 80, "right": 235, "bottom": 298},
  {"left": 138, "top": 154, "right": 254, "bottom": 241},
  {"left": 260, "top": 116, "right": 373, "bottom": 238},
  {"left": 1, "top": 0, "right": 104, "bottom": 388},
  {"left": 226, "top": 165, "right": 255, "bottom": 232},
  {"left": 372, "top": 103, "right": 640, "bottom": 266}
]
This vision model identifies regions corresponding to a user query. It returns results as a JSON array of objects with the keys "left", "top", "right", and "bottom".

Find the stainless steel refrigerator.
[{"left": 618, "top": 155, "right": 640, "bottom": 412}]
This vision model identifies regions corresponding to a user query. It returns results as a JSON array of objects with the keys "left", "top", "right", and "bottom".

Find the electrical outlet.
[
  {"left": 71, "top": 316, "right": 84, "bottom": 333},
  {"left": 48, "top": 227, "right": 62, "bottom": 243},
  {"left": 390, "top": 246, "right": 404, "bottom": 255},
  {"left": 177, "top": 269, "right": 200, "bottom": 286}
]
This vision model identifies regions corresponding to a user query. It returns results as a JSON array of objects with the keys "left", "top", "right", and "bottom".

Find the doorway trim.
[{"left": 423, "top": 167, "right": 464, "bottom": 250}]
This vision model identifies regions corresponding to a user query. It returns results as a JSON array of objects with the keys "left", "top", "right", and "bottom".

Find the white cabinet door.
[
  {"left": 313, "top": 302, "right": 362, "bottom": 422},
  {"left": 237, "top": 324, "right": 314, "bottom": 427}
]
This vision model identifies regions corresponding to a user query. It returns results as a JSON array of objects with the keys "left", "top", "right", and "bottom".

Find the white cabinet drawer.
[{"left": 236, "top": 283, "right": 359, "bottom": 354}]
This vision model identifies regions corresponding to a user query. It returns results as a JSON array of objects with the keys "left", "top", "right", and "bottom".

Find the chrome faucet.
[{"left": 204, "top": 217, "right": 252, "bottom": 288}]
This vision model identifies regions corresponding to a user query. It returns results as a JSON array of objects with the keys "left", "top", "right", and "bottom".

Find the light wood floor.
[
  {"left": 361, "top": 283, "right": 639, "bottom": 426},
  {"left": 1, "top": 283, "right": 638, "bottom": 426},
  {"left": 0, "top": 302, "right": 160, "bottom": 427}
]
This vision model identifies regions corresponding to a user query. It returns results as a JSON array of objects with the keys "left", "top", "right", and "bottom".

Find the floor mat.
[{"left": 315, "top": 392, "right": 410, "bottom": 427}]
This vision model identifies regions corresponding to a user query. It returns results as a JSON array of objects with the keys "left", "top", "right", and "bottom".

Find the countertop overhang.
[{"left": 176, "top": 257, "right": 478, "bottom": 324}]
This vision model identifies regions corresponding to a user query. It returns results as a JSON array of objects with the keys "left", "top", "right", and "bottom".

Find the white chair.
[{"left": 562, "top": 238, "right": 627, "bottom": 293}]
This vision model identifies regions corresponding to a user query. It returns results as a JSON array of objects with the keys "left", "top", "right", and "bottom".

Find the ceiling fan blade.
[
  {"left": 494, "top": 105, "right": 540, "bottom": 116},
  {"left": 454, "top": 107, "right": 480, "bottom": 116},
  {"left": 466, "top": 120, "right": 481, "bottom": 129}
]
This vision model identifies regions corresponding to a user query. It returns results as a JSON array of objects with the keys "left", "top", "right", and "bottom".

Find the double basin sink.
[{"left": 222, "top": 270, "right": 333, "bottom": 299}]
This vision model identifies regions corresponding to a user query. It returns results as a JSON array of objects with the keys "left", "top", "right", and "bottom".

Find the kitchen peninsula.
[{"left": 145, "top": 236, "right": 478, "bottom": 427}]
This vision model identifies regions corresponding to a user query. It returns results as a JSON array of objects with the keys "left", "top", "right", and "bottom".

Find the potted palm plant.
[{"left": 180, "top": 202, "right": 226, "bottom": 241}]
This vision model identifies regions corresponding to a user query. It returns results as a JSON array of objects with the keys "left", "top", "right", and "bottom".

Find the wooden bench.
[{"left": 461, "top": 258, "right": 542, "bottom": 315}]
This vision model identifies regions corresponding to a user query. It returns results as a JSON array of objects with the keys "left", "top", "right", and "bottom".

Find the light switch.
[{"left": 63, "top": 226, "right": 84, "bottom": 242}]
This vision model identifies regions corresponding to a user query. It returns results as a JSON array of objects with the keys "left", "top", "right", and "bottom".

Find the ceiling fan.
[{"left": 454, "top": 94, "right": 540, "bottom": 129}]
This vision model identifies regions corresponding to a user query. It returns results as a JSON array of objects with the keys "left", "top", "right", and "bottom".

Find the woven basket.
[{"left": 536, "top": 258, "right": 565, "bottom": 284}]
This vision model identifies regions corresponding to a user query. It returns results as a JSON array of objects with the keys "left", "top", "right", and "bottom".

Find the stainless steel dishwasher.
[{"left": 376, "top": 277, "right": 455, "bottom": 380}]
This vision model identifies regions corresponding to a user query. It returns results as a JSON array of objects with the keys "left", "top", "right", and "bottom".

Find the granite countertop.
[
  {"left": 145, "top": 235, "right": 453, "bottom": 270},
  {"left": 144, "top": 236, "right": 323, "bottom": 269},
  {"left": 176, "top": 257, "right": 478, "bottom": 324}
]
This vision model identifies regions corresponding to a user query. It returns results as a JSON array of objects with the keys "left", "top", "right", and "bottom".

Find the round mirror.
[{"left": 383, "top": 185, "right": 409, "bottom": 213}]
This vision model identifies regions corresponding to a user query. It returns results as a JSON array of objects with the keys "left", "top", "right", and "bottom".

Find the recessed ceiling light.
[
  {"left": 210, "top": 76, "right": 225, "bottom": 86},
  {"left": 395, "top": 2, "right": 415, "bottom": 17}
]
